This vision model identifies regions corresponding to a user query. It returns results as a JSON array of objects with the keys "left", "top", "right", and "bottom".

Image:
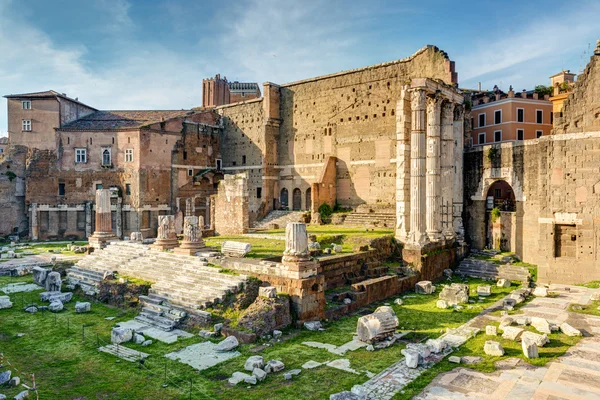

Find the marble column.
[
  {"left": 453, "top": 105, "right": 465, "bottom": 239},
  {"left": 395, "top": 86, "right": 412, "bottom": 242},
  {"left": 426, "top": 95, "right": 442, "bottom": 242},
  {"left": 281, "top": 222, "right": 317, "bottom": 279},
  {"left": 186, "top": 197, "right": 195, "bottom": 217},
  {"left": 441, "top": 101, "right": 456, "bottom": 239},
  {"left": 408, "top": 89, "right": 428, "bottom": 247},
  {"left": 115, "top": 198, "right": 122, "bottom": 239},
  {"left": 174, "top": 215, "right": 206, "bottom": 255},
  {"left": 88, "top": 189, "right": 117, "bottom": 249},
  {"left": 85, "top": 201, "right": 92, "bottom": 238},
  {"left": 30, "top": 203, "right": 39, "bottom": 240},
  {"left": 151, "top": 215, "right": 179, "bottom": 250}
]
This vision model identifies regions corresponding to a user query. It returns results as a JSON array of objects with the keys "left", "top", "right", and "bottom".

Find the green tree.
[{"left": 534, "top": 85, "right": 553, "bottom": 97}]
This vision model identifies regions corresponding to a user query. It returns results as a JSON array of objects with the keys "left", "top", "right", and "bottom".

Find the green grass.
[
  {"left": 0, "top": 275, "right": 578, "bottom": 400},
  {"left": 569, "top": 301, "right": 600, "bottom": 317},
  {"left": 576, "top": 281, "right": 600, "bottom": 289},
  {"left": 10, "top": 241, "right": 88, "bottom": 257}
]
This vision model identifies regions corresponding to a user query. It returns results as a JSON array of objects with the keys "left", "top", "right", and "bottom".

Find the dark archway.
[
  {"left": 305, "top": 188, "right": 312, "bottom": 211},
  {"left": 280, "top": 188, "right": 289, "bottom": 209},
  {"left": 292, "top": 188, "right": 302, "bottom": 211},
  {"left": 486, "top": 180, "right": 516, "bottom": 211}
]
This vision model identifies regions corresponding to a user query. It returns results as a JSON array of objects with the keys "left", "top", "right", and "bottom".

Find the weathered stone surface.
[
  {"left": 14, "top": 390, "right": 29, "bottom": 400},
  {"left": 501, "top": 326, "right": 524, "bottom": 341},
  {"left": 497, "top": 279, "right": 511, "bottom": 288},
  {"left": 111, "top": 327, "right": 133, "bottom": 344},
  {"left": 258, "top": 286, "right": 277, "bottom": 298},
  {"left": 533, "top": 287, "right": 548, "bottom": 297},
  {"left": 415, "top": 281, "right": 433, "bottom": 294},
  {"left": 330, "top": 392, "right": 361, "bottom": 400},
  {"left": 8, "top": 376, "right": 20, "bottom": 387},
  {"left": 48, "top": 300, "right": 63, "bottom": 312},
  {"left": 356, "top": 310, "right": 398, "bottom": 343},
  {"left": 436, "top": 299, "right": 448, "bottom": 309},
  {"left": 402, "top": 349, "right": 420, "bottom": 368},
  {"left": 244, "top": 375, "right": 257, "bottom": 385},
  {"left": 40, "top": 291, "right": 72, "bottom": 303},
  {"left": 45, "top": 271, "right": 62, "bottom": 292},
  {"left": 214, "top": 323, "right": 223, "bottom": 334},
  {"left": 215, "top": 336, "right": 239, "bottom": 352},
  {"left": 0, "top": 295, "right": 13, "bottom": 309},
  {"left": 304, "top": 321, "right": 322, "bottom": 331},
  {"left": 244, "top": 356, "right": 264, "bottom": 371},
  {"left": 477, "top": 285, "right": 491, "bottom": 296},
  {"left": 484, "top": 340, "right": 504, "bottom": 356},
  {"left": 522, "top": 336, "right": 539, "bottom": 358},
  {"left": 32, "top": 266, "right": 50, "bottom": 286},
  {"left": 448, "top": 356, "right": 461, "bottom": 364},
  {"left": 133, "top": 334, "right": 145, "bottom": 344},
  {"left": 439, "top": 283, "right": 470, "bottom": 305},
  {"left": 273, "top": 330, "right": 282, "bottom": 339},
  {"left": 560, "top": 322, "right": 581, "bottom": 337},
  {"left": 221, "top": 241, "right": 252, "bottom": 257},
  {"left": 485, "top": 325, "right": 497, "bottom": 336},
  {"left": 237, "top": 296, "right": 292, "bottom": 337},
  {"left": 515, "top": 316, "right": 530, "bottom": 326},
  {"left": 75, "top": 302, "right": 91, "bottom": 313},
  {"left": 24, "top": 306, "right": 37, "bottom": 313},
  {"left": 531, "top": 317, "right": 552, "bottom": 334},
  {"left": 0, "top": 370, "right": 11, "bottom": 385},
  {"left": 425, "top": 338, "right": 447, "bottom": 354},
  {"left": 264, "top": 360, "right": 285, "bottom": 373},
  {"left": 228, "top": 371, "right": 252, "bottom": 385},
  {"left": 142, "top": 340, "right": 153, "bottom": 346},
  {"left": 521, "top": 331, "right": 549, "bottom": 347},
  {"left": 394, "top": 298, "right": 403, "bottom": 305}
]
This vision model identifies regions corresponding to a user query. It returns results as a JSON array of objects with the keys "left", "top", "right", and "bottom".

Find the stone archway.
[
  {"left": 485, "top": 179, "right": 517, "bottom": 251},
  {"left": 292, "top": 188, "right": 302, "bottom": 211},
  {"left": 280, "top": 188, "right": 289, "bottom": 209},
  {"left": 486, "top": 180, "right": 516, "bottom": 211}
]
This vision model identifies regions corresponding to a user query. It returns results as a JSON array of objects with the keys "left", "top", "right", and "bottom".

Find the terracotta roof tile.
[{"left": 59, "top": 110, "right": 192, "bottom": 130}]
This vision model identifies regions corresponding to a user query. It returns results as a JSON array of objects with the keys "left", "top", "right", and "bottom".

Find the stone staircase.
[
  {"left": 67, "top": 242, "right": 248, "bottom": 321},
  {"left": 252, "top": 210, "right": 305, "bottom": 229},
  {"left": 98, "top": 344, "right": 149, "bottom": 362},
  {"left": 456, "top": 257, "right": 530, "bottom": 282},
  {"left": 341, "top": 212, "right": 396, "bottom": 228}
]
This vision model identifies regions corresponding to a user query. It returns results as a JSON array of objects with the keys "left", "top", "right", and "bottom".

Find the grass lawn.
[
  {"left": 204, "top": 226, "right": 394, "bottom": 259},
  {"left": 10, "top": 241, "right": 89, "bottom": 257},
  {"left": 569, "top": 301, "right": 600, "bottom": 317},
  {"left": 0, "top": 274, "right": 578, "bottom": 400}
]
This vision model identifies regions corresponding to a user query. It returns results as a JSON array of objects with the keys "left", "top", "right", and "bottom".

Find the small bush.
[
  {"left": 490, "top": 207, "right": 501, "bottom": 223},
  {"left": 4, "top": 171, "right": 16, "bottom": 181},
  {"left": 318, "top": 202, "right": 333, "bottom": 220}
]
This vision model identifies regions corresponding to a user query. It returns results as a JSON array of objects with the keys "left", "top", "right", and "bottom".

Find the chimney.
[
  {"left": 521, "top": 89, "right": 527, "bottom": 98},
  {"left": 533, "top": 92, "right": 539, "bottom": 100},
  {"left": 478, "top": 82, "right": 481, "bottom": 91},
  {"left": 508, "top": 85, "right": 514, "bottom": 98}
]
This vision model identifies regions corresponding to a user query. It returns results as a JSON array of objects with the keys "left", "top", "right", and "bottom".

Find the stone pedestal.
[
  {"left": 151, "top": 215, "right": 179, "bottom": 250},
  {"left": 174, "top": 216, "right": 206, "bottom": 255},
  {"left": 281, "top": 222, "right": 318, "bottom": 279},
  {"left": 88, "top": 189, "right": 117, "bottom": 249}
]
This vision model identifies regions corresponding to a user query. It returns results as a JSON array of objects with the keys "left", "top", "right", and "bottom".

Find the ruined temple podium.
[
  {"left": 174, "top": 215, "right": 207, "bottom": 255},
  {"left": 281, "top": 222, "right": 318, "bottom": 279},
  {"left": 88, "top": 189, "right": 118, "bottom": 249},
  {"left": 151, "top": 215, "right": 179, "bottom": 251}
]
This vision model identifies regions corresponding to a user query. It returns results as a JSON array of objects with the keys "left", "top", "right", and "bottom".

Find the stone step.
[
  {"left": 134, "top": 314, "right": 177, "bottom": 331},
  {"left": 98, "top": 344, "right": 149, "bottom": 362},
  {"left": 148, "top": 289, "right": 215, "bottom": 309}
]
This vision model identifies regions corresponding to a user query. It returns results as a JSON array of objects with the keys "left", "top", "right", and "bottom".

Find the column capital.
[
  {"left": 410, "top": 88, "right": 427, "bottom": 110},
  {"left": 426, "top": 93, "right": 443, "bottom": 113},
  {"left": 453, "top": 104, "right": 465, "bottom": 121},
  {"left": 441, "top": 101, "right": 455, "bottom": 116}
]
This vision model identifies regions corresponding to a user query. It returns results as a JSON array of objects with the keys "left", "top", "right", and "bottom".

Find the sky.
[{"left": 1, "top": 0, "right": 599, "bottom": 137}]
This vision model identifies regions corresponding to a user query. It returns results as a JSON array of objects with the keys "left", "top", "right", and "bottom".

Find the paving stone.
[
  {"left": 560, "top": 322, "right": 581, "bottom": 337},
  {"left": 485, "top": 325, "right": 497, "bottom": 336},
  {"left": 165, "top": 342, "right": 240, "bottom": 371}
]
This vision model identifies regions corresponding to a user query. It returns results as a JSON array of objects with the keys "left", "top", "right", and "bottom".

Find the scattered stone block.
[
  {"left": 439, "top": 283, "right": 470, "bottom": 305},
  {"left": 213, "top": 323, "right": 223, "bottom": 334},
  {"left": 531, "top": 317, "right": 551, "bottom": 334},
  {"left": 8, "top": 376, "right": 20, "bottom": 387},
  {"left": 258, "top": 286, "right": 277, "bottom": 298},
  {"left": 332, "top": 244, "right": 343, "bottom": 253},
  {"left": 394, "top": 298, "right": 403, "bottom": 305},
  {"left": 366, "top": 345, "right": 374, "bottom": 351},
  {"left": 462, "top": 356, "right": 482, "bottom": 364},
  {"left": 591, "top": 292, "right": 600, "bottom": 301},
  {"left": 221, "top": 241, "right": 252, "bottom": 257},
  {"left": 425, "top": 338, "right": 446, "bottom": 354},
  {"left": 521, "top": 331, "right": 549, "bottom": 347},
  {"left": 448, "top": 356, "right": 461, "bottom": 364},
  {"left": 75, "top": 302, "right": 91, "bottom": 313},
  {"left": 14, "top": 391, "right": 29, "bottom": 400},
  {"left": 502, "top": 326, "right": 524, "bottom": 341},
  {"left": 273, "top": 330, "right": 282, "bottom": 339},
  {"left": 244, "top": 356, "right": 265, "bottom": 371},
  {"left": 0, "top": 296, "right": 13, "bottom": 309},
  {"left": 133, "top": 334, "right": 145, "bottom": 344},
  {"left": 484, "top": 341, "right": 504, "bottom": 356},
  {"left": 436, "top": 300, "right": 449, "bottom": 309},
  {"left": 477, "top": 285, "right": 491, "bottom": 296},
  {"left": 302, "top": 360, "right": 323, "bottom": 369},
  {"left": 264, "top": 360, "right": 285, "bottom": 373},
  {"left": 0, "top": 370, "right": 11, "bottom": 385},
  {"left": 284, "top": 369, "right": 301, "bottom": 380},
  {"left": 304, "top": 321, "right": 322, "bottom": 331},
  {"left": 356, "top": 308, "right": 398, "bottom": 343},
  {"left": 560, "top": 322, "right": 581, "bottom": 337},
  {"left": 330, "top": 392, "right": 360, "bottom": 400},
  {"left": 522, "top": 336, "right": 539, "bottom": 358},
  {"left": 40, "top": 291, "right": 72, "bottom": 303},
  {"left": 515, "top": 316, "right": 530, "bottom": 326},
  {"left": 111, "top": 327, "right": 133, "bottom": 344},
  {"left": 229, "top": 371, "right": 252, "bottom": 385},
  {"left": 486, "top": 325, "right": 497, "bottom": 336},
  {"left": 142, "top": 340, "right": 153, "bottom": 346},
  {"left": 48, "top": 300, "right": 63, "bottom": 312},
  {"left": 215, "top": 336, "right": 239, "bottom": 352},
  {"left": 415, "top": 281, "right": 434, "bottom": 294},
  {"left": 443, "top": 269, "right": 453, "bottom": 278},
  {"left": 252, "top": 367, "right": 267, "bottom": 381},
  {"left": 244, "top": 375, "right": 257, "bottom": 385},
  {"left": 503, "top": 298, "right": 516, "bottom": 309},
  {"left": 24, "top": 306, "right": 37, "bottom": 313},
  {"left": 508, "top": 293, "right": 526, "bottom": 304},
  {"left": 533, "top": 287, "right": 548, "bottom": 297},
  {"left": 402, "top": 349, "right": 420, "bottom": 368}
]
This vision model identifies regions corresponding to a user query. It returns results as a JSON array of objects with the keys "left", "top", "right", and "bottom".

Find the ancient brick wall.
[
  {"left": 0, "top": 145, "right": 28, "bottom": 236},
  {"left": 214, "top": 173, "right": 249, "bottom": 235}
]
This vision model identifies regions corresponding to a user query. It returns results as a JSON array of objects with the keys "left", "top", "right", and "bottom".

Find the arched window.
[
  {"left": 102, "top": 149, "right": 111, "bottom": 166},
  {"left": 280, "top": 188, "right": 289, "bottom": 209},
  {"left": 292, "top": 188, "right": 302, "bottom": 211}
]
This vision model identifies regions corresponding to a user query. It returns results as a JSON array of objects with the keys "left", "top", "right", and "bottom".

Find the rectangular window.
[
  {"left": 188, "top": 168, "right": 193, "bottom": 176},
  {"left": 183, "top": 151, "right": 187, "bottom": 160},
  {"left": 58, "top": 183, "right": 65, "bottom": 196},
  {"left": 494, "top": 188, "right": 501, "bottom": 198},
  {"left": 536, "top": 130, "right": 543, "bottom": 138},
  {"left": 536, "top": 110, "right": 543, "bottom": 124},
  {"left": 125, "top": 184, "right": 131, "bottom": 195},
  {"left": 256, "top": 187, "right": 262, "bottom": 198},
  {"left": 75, "top": 148, "right": 87, "bottom": 163},
  {"left": 101, "top": 148, "right": 111, "bottom": 166},
  {"left": 494, "top": 110, "right": 502, "bottom": 124},
  {"left": 517, "top": 129, "right": 524, "bottom": 141},
  {"left": 242, "top": 155, "right": 246, "bottom": 165},
  {"left": 494, "top": 130, "right": 502, "bottom": 142},
  {"left": 478, "top": 113, "right": 486, "bottom": 128},
  {"left": 517, "top": 108, "right": 524, "bottom": 122},
  {"left": 216, "top": 159, "right": 222, "bottom": 170},
  {"left": 471, "top": 117, "right": 474, "bottom": 129},
  {"left": 478, "top": 132, "right": 486, "bottom": 145},
  {"left": 22, "top": 101, "right": 31, "bottom": 110},
  {"left": 550, "top": 112, "right": 554, "bottom": 125},
  {"left": 22, "top": 120, "right": 31, "bottom": 131},
  {"left": 125, "top": 148, "right": 133, "bottom": 162}
]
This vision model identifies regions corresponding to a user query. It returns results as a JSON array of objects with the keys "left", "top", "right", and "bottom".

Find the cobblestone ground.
[{"left": 415, "top": 284, "right": 600, "bottom": 399}]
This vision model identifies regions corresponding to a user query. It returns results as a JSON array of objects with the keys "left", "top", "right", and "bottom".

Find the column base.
[
  {"left": 173, "top": 242, "right": 208, "bottom": 256},
  {"left": 281, "top": 256, "right": 319, "bottom": 279},
  {"left": 150, "top": 238, "right": 179, "bottom": 251},
  {"left": 427, "top": 231, "right": 444, "bottom": 242},
  {"left": 88, "top": 232, "right": 118, "bottom": 249}
]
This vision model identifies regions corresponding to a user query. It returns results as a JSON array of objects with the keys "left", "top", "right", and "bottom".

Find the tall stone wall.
[
  {"left": 214, "top": 173, "right": 249, "bottom": 235},
  {"left": 0, "top": 145, "right": 27, "bottom": 236}
]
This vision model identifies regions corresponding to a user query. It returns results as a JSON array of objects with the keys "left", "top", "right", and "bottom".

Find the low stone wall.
[
  {"left": 318, "top": 252, "right": 385, "bottom": 290},
  {"left": 402, "top": 243, "right": 467, "bottom": 282}
]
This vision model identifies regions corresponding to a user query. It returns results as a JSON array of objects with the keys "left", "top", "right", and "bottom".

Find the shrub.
[
  {"left": 318, "top": 202, "right": 333, "bottom": 220},
  {"left": 4, "top": 171, "right": 16, "bottom": 181},
  {"left": 490, "top": 207, "right": 501, "bottom": 223}
]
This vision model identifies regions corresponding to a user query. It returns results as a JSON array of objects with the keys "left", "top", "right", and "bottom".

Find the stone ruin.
[
  {"left": 174, "top": 215, "right": 206, "bottom": 255},
  {"left": 221, "top": 241, "right": 252, "bottom": 257},
  {"left": 356, "top": 305, "right": 399, "bottom": 343},
  {"left": 88, "top": 189, "right": 118, "bottom": 249},
  {"left": 31, "top": 266, "right": 73, "bottom": 312},
  {"left": 151, "top": 215, "right": 179, "bottom": 250},
  {"left": 438, "top": 283, "right": 470, "bottom": 307},
  {"left": 281, "top": 222, "right": 318, "bottom": 279}
]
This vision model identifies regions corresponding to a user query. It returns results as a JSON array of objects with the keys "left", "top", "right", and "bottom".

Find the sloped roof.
[
  {"left": 228, "top": 82, "right": 260, "bottom": 93},
  {"left": 58, "top": 110, "right": 192, "bottom": 131},
  {"left": 4, "top": 90, "right": 97, "bottom": 110}
]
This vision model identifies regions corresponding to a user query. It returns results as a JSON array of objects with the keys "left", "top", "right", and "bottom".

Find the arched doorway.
[
  {"left": 486, "top": 180, "right": 516, "bottom": 251},
  {"left": 486, "top": 180, "right": 516, "bottom": 211},
  {"left": 292, "top": 188, "right": 302, "bottom": 211},
  {"left": 280, "top": 188, "right": 289, "bottom": 209},
  {"left": 305, "top": 188, "right": 312, "bottom": 211}
]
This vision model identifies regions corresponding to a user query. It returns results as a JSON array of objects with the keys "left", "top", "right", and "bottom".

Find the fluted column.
[
  {"left": 281, "top": 222, "right": 317, "bottom": 279},
  {"left": 151, "top": 215, "right": 179, "bottom": 250},
  {"left": 441, "top": 101, "right": 455, "bottom": 239},
  {"left": 426, "top": 95, "right": 442, "bottom": 241},
  {"left": 453, "top": 105, "right": 465, "bottom": 239},
  {"left": 408, "top": 89, "right": 428, "bottom": 247},
  {"left": 30, "top": 203, "right": 38, "bottom": 240},
  {"left": 175, "top": 215, "right": 206, "bottom": 255},
  {"left": 395, "top": 86, "right": 411, "bottom": 241}
]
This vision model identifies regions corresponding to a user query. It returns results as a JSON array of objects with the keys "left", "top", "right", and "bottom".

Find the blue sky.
[{"left": 1, "top": 0, "right": 599, "bottom": 136}]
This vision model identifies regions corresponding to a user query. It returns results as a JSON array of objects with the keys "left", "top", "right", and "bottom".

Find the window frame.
[
  {"left": 125, "top": 148, "right": 133, "bottom": 163},
  {"left": 125, "top": 183, "right": 131, "bottom": 196},
  {"left": 75, "top": 148, "right": 87, "bottom": 163},
  {"left": 216, "top": 159, "right": 222, "bottom": 170},
  {"left": 101, "top": 148, "right": 111, "bottom": 166},
  {"left": 494, "top": 110, "right": 502, "bottom": 125},
  {"left": 22, "top": 101, "right": 31, "bottom": 110},
  {"left": 478, "top": 113, "right": 486, "bottom": 128},
  {"left": 536, "top": 130, "right": 543, "bottom": 138},
  {"left": 478, "top": 132, "right": 486, "bottom": 145},
  {"left": 517, "top": 108, "right": 524, "bottom": 123},
  {"left": 22, "top": 119, "right": 31, "bottom": 131},
  {"left": 58, "top": 183, "right": 65, "bottom": 196},
  {"left": 517, "top": 129, "right": 524, "bottom": 141},
  {"left": 188, "top": 168, "right": 193, "bottom": 177},
  {"left": 494, "top": 130, "right": 502, "bottom": 143},
  {"left": 536, "top": 109, "right": 543, "bottom": 124}
]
